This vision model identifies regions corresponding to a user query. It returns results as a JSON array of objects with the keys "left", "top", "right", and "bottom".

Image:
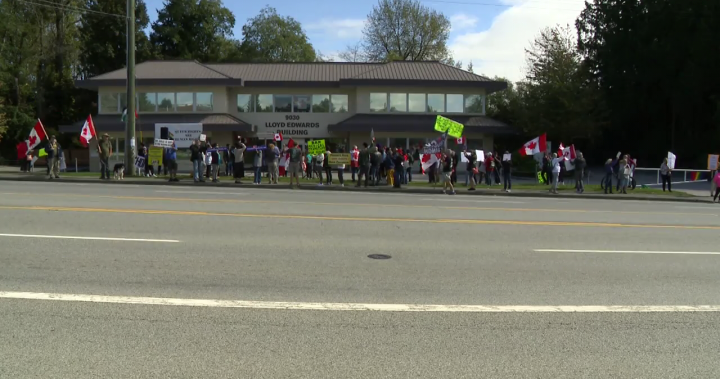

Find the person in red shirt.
[
  {"left": 485, "top": 153, "right": 495, "bottom": 185},
  {"left": 16, "top": 141, "right": 28, "bottom": 172},
  {"left": 350, "top": 146, "right": 360, "bottom": 182}
]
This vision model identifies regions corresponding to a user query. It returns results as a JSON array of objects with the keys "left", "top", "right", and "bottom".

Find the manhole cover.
[{"left": 367, "top": 254, "right": 391, "bottom": 260}]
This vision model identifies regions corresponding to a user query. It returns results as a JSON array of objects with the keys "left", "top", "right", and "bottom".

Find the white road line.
[
  {"left": 675, "top": 206, "right": 713, "bottom": 210},
  {"left": 535, "top": 249, "right": 720, "bottom": 255},
  {"left": 0, "top": 233, "right": 179, "bottom": 243},
  {"left": 0, "top": 291, "right": 719, "bottom": 312}
]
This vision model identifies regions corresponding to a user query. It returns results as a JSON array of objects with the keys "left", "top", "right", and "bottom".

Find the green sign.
[
  {"left": 434, "top": 115, "right": 464, "bottom": 138},
  {"left": 308, "top": 139, "right": 326, "bottom": 155}
]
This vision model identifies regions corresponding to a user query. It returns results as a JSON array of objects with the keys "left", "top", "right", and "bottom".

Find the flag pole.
[
  {"left": 38, "top": 119, "right": 48, "bottom": 139},
  {"left": 126, "top": 0, "right": 136, "bottom": 176}
]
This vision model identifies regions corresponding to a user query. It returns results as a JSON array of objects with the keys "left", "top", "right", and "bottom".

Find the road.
[{"left": 1, "top": 180, "right": 719, "bottom": 378}]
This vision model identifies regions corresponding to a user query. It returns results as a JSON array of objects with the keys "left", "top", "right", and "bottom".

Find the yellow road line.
[
  {"left": 0, "top": 192, "right": 715, "bottom": 217},
  {"left": 1, "top": 205, "right": 718, "bottom": 230}
]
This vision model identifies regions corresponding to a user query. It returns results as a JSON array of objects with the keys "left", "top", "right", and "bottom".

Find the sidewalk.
[{"left": 0, "top": 170, "right": 713, "bottom": 204}]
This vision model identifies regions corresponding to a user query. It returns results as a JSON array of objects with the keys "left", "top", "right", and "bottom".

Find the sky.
[{"left": 144, "top": 0, "right": 586, "bottom": 82}]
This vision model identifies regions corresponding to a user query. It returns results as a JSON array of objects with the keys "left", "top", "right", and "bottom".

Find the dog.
[{"left": 113, "top": 163, "right": 125, "bottom": 180}]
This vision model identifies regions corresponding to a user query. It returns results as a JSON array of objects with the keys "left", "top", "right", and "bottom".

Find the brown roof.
[
  {"left": 78, "top": 60, "right": 507, "bottom": 92},
  {"left": 328, "top": 114, "right": 516, "bottom": 135},
  {"left": 61, "top": 113, "right": 253, "bottom": 133}
]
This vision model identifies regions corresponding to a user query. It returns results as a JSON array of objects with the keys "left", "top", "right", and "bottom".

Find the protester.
[
  {"left": 210, "top": 143, "right": 220, "bottom": 183},
  {"left": 314, "top": 150, "right": 325, "bottom": 185},
  {"left": 204, "top": 144, "right": 213, "bottom": 179},
  {"left": 350, "top": 146, "right": 359, "bottom": 182},
  {"left": 405, "top": 149, "right": 414, "bottom": 183},
  {"left": 604, "top": 156, "right": 619, "bottom": 194},
  {"left": 660, "top": 157, "right": 672, "bottom": 192},
  {"left": 166, "top": 141, "right": 178, "bottom": 182},
  {"left": 234, "top": 139, "right": 246, "bottom": 184},
  {"left": 464, "top": 150, "right": 477, "bottom": 191},
  {"left": 550, "top": 153, "right": 562, "bottom": 194},
  {"left": 305, "top": 151, "right": 313, "bottom": 180},
  {"left": 45, "top": 135, "right": 60, "bottom": 180},
  {"left": 336, "top": 148, "right": 346, "bottom": 187},
  {"left": 98, "top": 133, "right": 112, "bottom": 180},
  {"left": 384, "top": 148, "right": 395, "bottom": 187},
  {"left": 370, "top": 145, "right": 381, "bottom": 186},
  {"left": 16, "top": 141, "right": 28, "bottom": 172},
  {"left": 279, "top": 146, "right": 287, "bottom": 178},
  {"left": 618, "top": 155, "right": 631, "bottom": 194},
  {"left": 541, "top": 153, "right": 550, "bottom": 185},
  {"left": 267, "top": 143, "right": 279, "bottom": 184},
  {"left": 27, "top": 150, "right": 35, "bottom": 173},
  {"left": 224, "top": 143, "right": 234, "bottom": 177},
  {"left": 450, "top": 150, "right": 458, "bottom": 185},
  {"left": 356, "top": 143, "right": 370, "bottom": 188},
  {"left": 485, "top": 153, "right": 495, "bottom": 185},
  {"left": 323, "top": 149, "right": 332, "bottom": 185},
  {"left": 393, "top": 148, "right": 404, "bottom": 188},
  {"left": 573, "top": 152, "right": 586, "bottom": 193},
  {"left": 253, "top": 148, "right": 263, "bottom": 185},
  {"left": 493, "top": 153, "right": 502, "bottom": 185},
  {"left": 713, "top": 170, "right": 720, "bottom": 202},
  {"left": 441, "top": 149, "right": 456, "bottom": 195},
  {"left": 288, "top": 143, "right": 302, "bottom": 189},
  {"left": 502, "top": 151, "right": 512, "bottom": 192},
  {"left": 190, "top": 140, "right": 203, "bottom": 182}
]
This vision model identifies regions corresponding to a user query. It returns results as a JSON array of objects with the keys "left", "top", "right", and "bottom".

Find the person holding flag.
[{"left": 45, "top": 135, "right": 60, "bottom": 179}]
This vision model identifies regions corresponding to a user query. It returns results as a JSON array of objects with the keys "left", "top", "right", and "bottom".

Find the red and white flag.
[
  {"left": 27, "top": 119, "right": 47, "bottom": 150},
  {"left": 456, "top": 136, "right": 466, "bottom": 145},
  {"left": 274, "top": 132, "right": 283, "bottom": 142},
  {"left": 79, "top": 115, "right": 97, "bottom": 147},
  {"left": 420, "top": 152, "right": 442, "bottom": 172},
  {"left": 561, "top": 144, "right": 576, "bottom": 170},
  {"left": 557, "top": 142, "right": 565, "bottom": 157},
  {"left": 519, "top": 133, "right": 547, "bottom": 156},
  {"left": 287, "top": 139, "right": 295, "bottom": 148}
]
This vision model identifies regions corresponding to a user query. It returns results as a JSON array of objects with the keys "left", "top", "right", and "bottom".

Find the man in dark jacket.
[
  {"left": 189, "top": 139, "right": 203, "bottom": 182},
  {"left": 45, "top": 135, "right": 60, "bottom": 180},
  {"left": 501, "top": 151, "right": 512, "bottom": 192},
  {"left": 573, "top": 152, "right": 587, "bottom": 193},
  {"left": 356, "top": 143, "right": 371, "bottom": 188}
]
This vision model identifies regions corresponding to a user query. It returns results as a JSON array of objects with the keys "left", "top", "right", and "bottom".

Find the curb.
[{"left": 0, "top": 175, "right": 711, "bottom": 203}]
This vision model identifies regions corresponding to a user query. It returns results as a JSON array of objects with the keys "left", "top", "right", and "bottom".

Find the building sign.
[
  {"left": 155, "top": 123, "right": 203, "bottom": 148},
  {"left": 261, "top": 115, "right": 324, "bottom": 138}
]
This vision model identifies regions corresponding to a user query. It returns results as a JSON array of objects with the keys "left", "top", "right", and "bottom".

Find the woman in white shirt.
[
  {"left": 314, "top": 151, "right": 325, "bottom": 185},
  {"left": 550, "top": 153, "right": 562, "bottom": 194},
  {"left": 336, "top": 148, "right": 346, "bottom": 187}
]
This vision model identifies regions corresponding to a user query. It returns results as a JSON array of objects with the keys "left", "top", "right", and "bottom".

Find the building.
[{"left": 68, "top": 60, "right": 513, "bottom": 169}]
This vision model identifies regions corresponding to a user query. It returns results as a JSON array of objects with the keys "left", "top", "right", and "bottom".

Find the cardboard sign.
[
  {"left": 308, "top": 140, "right": 326, "bottom": 155},
  {"left": 148, "top": 146, "right": 163, "bottom": 165},
  {"left": 434, "top": 115, "right": 464, "bottom": 138},
  {"left": 134, "top": 155, "right": 146, "bottom": 169},
  {"left": 199, "top": 134, "right": 207, "bottom": 142},
  {"left": 503, "top": 153, "right": 512, "bottom": 161},
  {"left": 476, "top": 150, "right": 485, "bottom": 162},
  {"left": 708, "top": 154, "right": 719, "bottom": 170},
  {"left": 667, "top": 151, "right": 676, "bottom": 170},
  {"left": 328, "top": 153, "right": 351, "bottom": 165},
  {"left": 154, "top": 138, "right": 174, "bottom": 148}
]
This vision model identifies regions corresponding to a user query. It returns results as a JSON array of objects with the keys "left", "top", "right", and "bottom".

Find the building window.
[
  {"left": 138, "top": 93, "right": 156, "bottom": 112},
  {"left": 389, "top": 138, "right": 407, "bottom": 149},
  {"left": 446, "top": 94, "right": 464, "bottom": 113},
  {"left": 257, "top": 94, "right": 273, "bottom": 112},
  {"left": 196, "top": 93, "right": 213, "bottom": 111},
  {"left": 312, "top": 95, "right": 330, "bottom": 113},
  {"left": 157, "top": 93, "right": 175, "bottom": 112},
  {"left": 331, "top": 94, "right": 348, "bottom": 113},
  {"left": 389, "top": 93, "right": 407, "bottom": 112},
  {"left": 408, "top": 93, "right": 425, "bottom": 112},
  {"left": 369, "top": 93, "right": 387, "bottom": 112},
  {"left": 293, "top": 95, "right": 311, "bottom": 113},
  {"left": 464, "top": 95, "right": 484, "bottom": 114},
  {"left": 274, "top": 95, "right": 292, "bottom": 112},
  {"left": 119, "top": 93, "right": 128, "bottom": 110},
  {"left": 427, "top": 94, "right": 445, "bottom": 112},
  {"left": 100, "top": 93, "right": 119, "bottom": 113},
  {"left": 176, "top": 92, "right": 193, "bottom": 112},
  {"left": 237, "top": 94, "right": 252, "bottom": 112}
]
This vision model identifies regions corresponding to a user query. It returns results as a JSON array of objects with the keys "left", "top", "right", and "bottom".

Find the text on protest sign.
[
  {"left": 154, "top": 138, "right": 174, "bottom": 148},
  {"left": 328, "top": 153, "right": 351, "bottom": 165},
  {"left": 708, "top": 154, "right": 719, "bottom": 170},
  {"left": 134, "top": 156, "right": 146, "bottom": 169},
  {"left": 434, "top": 115, "right": 464, "bottom": 138},
  {"left": 148, "top": 147, "right": 163, "bottom": 165},
  {"left": 308, "top": 140, "right": 326, "bottom": 155}
]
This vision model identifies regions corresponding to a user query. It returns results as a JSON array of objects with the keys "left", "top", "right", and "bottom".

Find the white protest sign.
[
  {"left": 155, "top": 123, "right": 203, "bottom": 148},
  {"left": 503, "top": 153, "right": 512, "bottom": 161},
  {"left": 460, "top": 153, "right": 469, "bottom": 163},
  {"left": 667, "top": 152, "right": 676, "bottom": 170},
  {"left": 154, "top": 138, "right": 174, "bottom": 148},
  {"left": 708, "top": 154, "right": 719, "bottom": 170},
  {"left": 134, "top": 155, "right": 146, "bottom": 169},
  {"left": 200, "top": 134, "right": 207, "bottom": 142},
  {"left": 476, "top": 150, "right": 485, "bottom": 162}
]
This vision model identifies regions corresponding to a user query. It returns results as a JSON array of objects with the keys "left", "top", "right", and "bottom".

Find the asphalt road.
[{"left": 1, "top": 181, "right": 719, "bottom": 378}]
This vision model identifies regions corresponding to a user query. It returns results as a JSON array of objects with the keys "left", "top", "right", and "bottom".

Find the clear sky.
[{"left": 143, "top": 0, "right": 585, "bottom": 82}]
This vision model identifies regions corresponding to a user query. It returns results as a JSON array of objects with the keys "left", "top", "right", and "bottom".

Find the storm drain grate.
[{"left": 367, "top": 254, "right": 392, "bottom": 260}]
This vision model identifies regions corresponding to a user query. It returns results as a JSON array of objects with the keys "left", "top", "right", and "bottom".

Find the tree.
[
  {"left": 357, "top": 0, "right": 452, "bottom": 62},
  {"left": 338, "top": 42, "right": 366, "bottom": 62},
  {"left": 577, "top": 0, "right": 720, "bottom": 166},
  {"left": 79, "top": 0, "right": 154, "bottom": 79},
  {"left": 466, "top": 61, "right": 474, "bottom": 73},
  {"left": 239, "top": 6, "right": 316, "bottom": 62},
  {"left": 150, "top": 0, "right": 236, "bottom": 62}
]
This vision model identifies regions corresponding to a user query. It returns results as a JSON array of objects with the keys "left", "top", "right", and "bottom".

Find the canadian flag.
[
  {"left": 27, "top": 119, "right": 47, "bottom": 150},
  {"left": 561, "top": 144, "right": 576, "bottom": 170},
  {"left": 79, "top": 115, "right": 97, "bottom": 147},
  {"left": 456, "top": 136, "right": 466, "bottom": 145},
  {"left": 274, "top": 132, "right": 283, "bottom": 142},
  {"left": 519, "top": 133, "right": 547, "bottom": 156},
  {"left": 287, "top": 139, "right": 295, "bottom": 148},
  {"left": 420, "top": 153, "right": 442, "bottom": 172}
]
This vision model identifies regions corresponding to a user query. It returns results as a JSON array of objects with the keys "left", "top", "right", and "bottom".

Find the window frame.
[
  {"left": 99, "top": 93, "right": 120, "bottom": 114},
  {"left": 138, "top": 92, "right": 158, "bottom": 113},
  {"left": 292, "top": 94, "right": 312, "bottom": 113},
  {"left": 256, "top": 94, "right": 274, "bottom": 113},
  {"left": 388, "top": 93, "right": 408, "bottom": 113},
  {"left": 426, "top": 93, "right": 445, "bottom": 113},
  {"left": 156, "top": 92, "right": 176, "bottom": 112},
  {"left": 237, "top": 94, "right": 253, "bottom": 113},
  {"left": 195, "top": 92, "right": 214, "bottom": 112},
  {"left": 311, "top": 94, "right": 330, "bottom": 113},
  {"left": 369, "top": 92, "right": 388, "bottom": 112},
  {"left": 331, "top": 94, "right": 349, "bottom": 113},
  {"left": 407, "top": 93, "right": 426, "bottom": 113},
  {"left": 273, "top": 94, "right": 293, "bottom": 113},
  {"left": 463, "top": 94, "right": 485, "bottom": 114},
  {"left": 446, "top": 94, "right": 464, "bottom": 113},
  {"left": 176, "top": 92, "right": 194, "bottom": 112}
]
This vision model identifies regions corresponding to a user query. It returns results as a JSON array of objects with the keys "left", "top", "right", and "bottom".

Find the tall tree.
[
  {"left": 356, "top": 0, "right": 452, "bottom": 62},
  {"left": 577, "top": 0, "right": 720, "bottom": 165},
  {"left": 466, "top": 61, "right": 474, "bottom": 73},
  {"left": 239, "top": 6, "right": 316, "bottom": 62},
  {"left": 79, "top": 0, "right": 154, "bottom": 79},
  {"left": 150, "top": 0, "right": 236, "bottom": 62}
]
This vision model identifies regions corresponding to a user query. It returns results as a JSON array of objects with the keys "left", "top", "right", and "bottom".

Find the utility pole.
[{"left": 126, "top": 0, "right": 136, "bottom": 175}]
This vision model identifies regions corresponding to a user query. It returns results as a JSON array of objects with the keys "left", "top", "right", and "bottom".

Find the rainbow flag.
[{"left": 689, "top": 171, "right": 710, "bottom": 181}]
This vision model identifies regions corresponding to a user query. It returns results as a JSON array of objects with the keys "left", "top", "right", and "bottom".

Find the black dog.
[{"left": 113, "top": 163, "right": 125, "bottom": 180}]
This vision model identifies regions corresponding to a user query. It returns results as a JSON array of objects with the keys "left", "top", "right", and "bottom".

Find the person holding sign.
[
  {"left": 441, "top": 149, "right": 456, "bottom": 195},
  {"left": 502, "top": 151, "right": 512, "bottom": 192},
  {"left": 660, "top": 157, "right": 672, "bottom": 192},
  {"left": 166, "top": 141, "right": 179, "bottom": 182}
]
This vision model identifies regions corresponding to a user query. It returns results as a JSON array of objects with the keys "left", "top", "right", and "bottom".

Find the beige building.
[{"left": 68, "top": 60, "right": 512, "bottom": 169}]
